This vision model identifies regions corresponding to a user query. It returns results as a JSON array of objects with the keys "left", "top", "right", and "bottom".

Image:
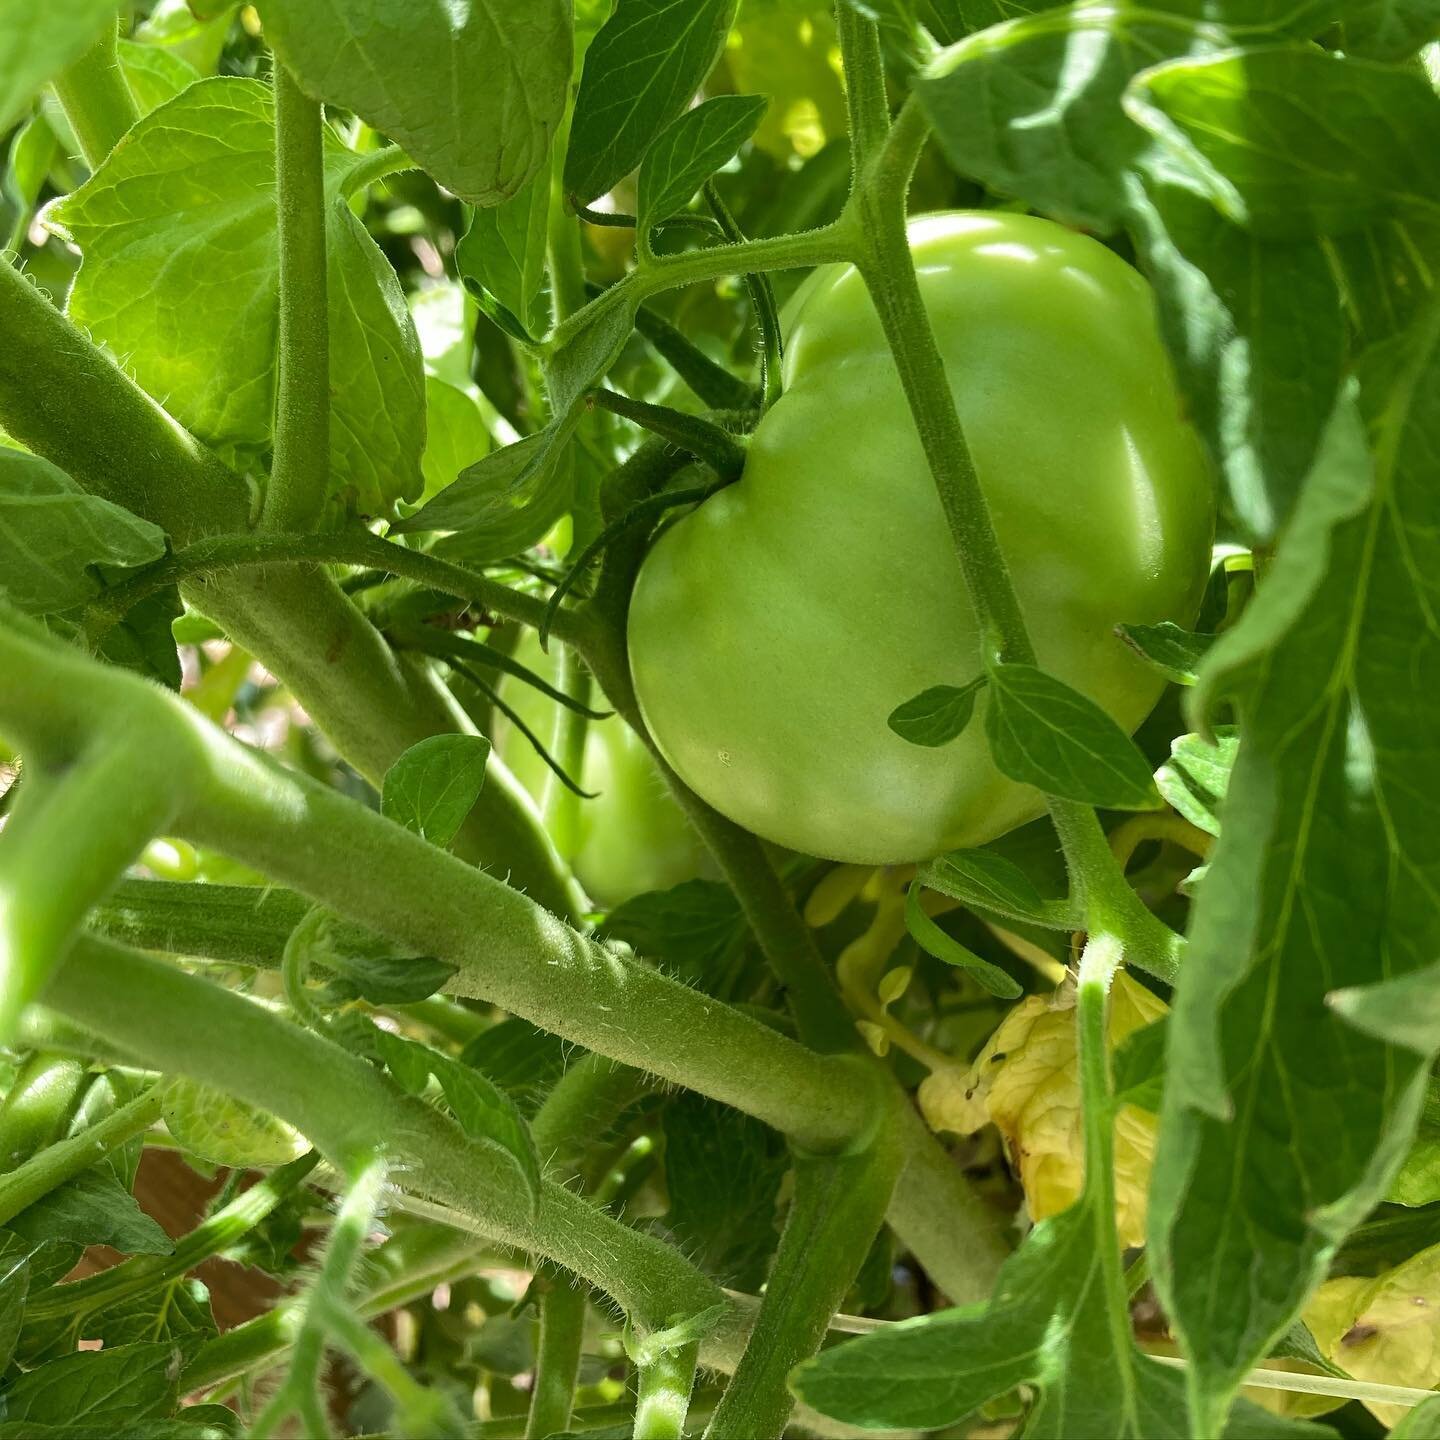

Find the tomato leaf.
[
  {"left": 565, "top": 0, "right": 741, "bottom": 206},
  {"left": 1338, "top": 0, "right": 1440, "bottom": 60},
  {"left": 1155, "top": 729, "right": 1236, "bottom": 838},
  {"left": 1125, "top": 47, "right": 1440, "bottom": 242},
  {"left": 903, "top": 883, "right": 1021, "bottom": 998},
  {"left": 253, "top": 0, "right": 570, "bottom": 206},
  {"left": 1115, "top": 621, "right": 1214, "bottom": 687},
  {"left": 50, "top": 77, "right": 426, "bottom": 517},
  {"left": 917, "top": 5, "right": 1219, "bottom": 234},
  {"left": 0, "top": 0, "right": 123, "bottom": 134},
  {"left": 886, "top": 676, "right": 986, "bottom": 748},
  {"left": 917, "top": 845, "right": 1071, "bottom": 928},
  {"left": 457, "top": 149, "right": 555, "bottom": 345},
  {"left": 637, "top": 94, "right": 768, "bottom": 236},
  {"left": 381, "top": 735, "right": 492, "bottom": 851},
  {"left": 1112, "top": 1016, "right": 1168, "bottom": 1112},
  {"left": 984, "top": 661, "right": 1163, "bottom": 811},
  {"left": 1147, "top": 339, "right": 1440, "bottom": 1423},
  {"left": 393, "top": 432, "right": 575, "bottom": 565},
  {"left": 0, "top": 1342, "right": 177, "bottom": 1430},
  {"left": 1126, "top": 170, "right": 1346, "bottom": 544},
  {"left": 0, "top": 451, "right": 167, "bottom": 616}
]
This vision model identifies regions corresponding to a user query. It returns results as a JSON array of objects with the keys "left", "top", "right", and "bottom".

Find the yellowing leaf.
[{"left": 923, "top": 972, "right": 1166, "bottom": 1246}]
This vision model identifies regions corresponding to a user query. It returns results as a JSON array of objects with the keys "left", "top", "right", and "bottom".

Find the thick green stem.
[
  {"left": 633, "top": 1339, "right": 701, "bottom": 1440},
  {"left": 49, "top": 21, "right": 138, "bottom": 168},
  {"left": 834, "top": 7, "right": 891, "bottom": 181},
  {"left": 705, "top": 1133, "right": 903, "bottom": 1440},
  {"left": 0, "top": 1085, "right": 161, "bottom": 1227},
  {"left": 0, "top": 736, "right": 178, "bottom": 1038},
  {"left": 43, "top": 936, "right": 731, "bottom": 1337},
  {"left": 527, "top": 1279, "right": 589, "bottom": 1439},
  {"left": 264, "top": 65, "right": 331, "bottom": 533}
]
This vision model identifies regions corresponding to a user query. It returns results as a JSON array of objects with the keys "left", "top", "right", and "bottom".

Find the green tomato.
[
  {"left": 494, "top": 632, "right": 714, "bottom": 907},
  {"left": 628, "top": 211, "right": 1214, "bottom": 866}
]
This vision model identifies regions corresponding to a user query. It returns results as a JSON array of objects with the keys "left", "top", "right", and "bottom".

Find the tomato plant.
[
  {"left": 630, "top": 210, "right": 1213, "bottom": 864},
  {"left": 0, "top": 3, "right": 1437, "bottom": 1439}
]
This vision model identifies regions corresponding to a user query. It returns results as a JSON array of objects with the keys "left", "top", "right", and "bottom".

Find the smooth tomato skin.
[
  {"left": 627, "top": 212, "right": 1214, "bottom": 866},
  {"left": 495, "top": 632, "right": 714, "bottom": 907}
]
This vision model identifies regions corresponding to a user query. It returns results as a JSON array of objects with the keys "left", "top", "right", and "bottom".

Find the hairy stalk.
[
  {"left": 527, "top": 1277, "right": 589, "bottom": 1439},
  {"left": 49, "top": 20, "right": 138, "bottom": 168},
  {"left": 834, "top": 5, "right": 891, "bottom": 181},
  {"left": 633, "top": 1337, "right": 701, "bottom": 1440},
  {"left": 44, "top": 935, "right": 733, "bottom": 1339},
  {"left": 0, "top": 1085, "right": 161, "bottom": 1226},
  {"left": 841, "top": 38, "right": 1184, "bottom": 975},
  {"left": 705, "top": 1132, "right": 903, "bottom": 1439},
  {"left": 263, "top": 64, "right": 331, "bottom": 533}
]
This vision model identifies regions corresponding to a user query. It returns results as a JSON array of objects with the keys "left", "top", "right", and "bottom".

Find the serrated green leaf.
[
  {"left": 1148, "top": 315, "right": 1440, "bottom": 1424},
  {"left": 1155, "top": 729, "right": 1237, "bottom": 837},
  {"left": 903, "top": 882, "right": 1021, "bottom": 997},
  {"left": 918, "top": 4, "right": 1219, "bottom": 233},
  {"left": 394, "top": 431, "right": 571, "bottom": 562},
  {"left": 637, "top": 94, "right": 767, "bottom": 234},
  {"left": 0, "top": 450, "right": 167, "bottom": 615},
  {"left": 985, "top": 661, "right": 1163, "bottom": 811},
  {"left": 886, "top": 676, "right": 986, "bottom": 747},
  {"left": 254, "top": 0, "right": 570, "bottom": 205},
  {"left": 381, "top": 734, "right": 492, "bottom": 850},
  {"left": 565, "top": 0, "right": 741, "bottom": 205},
  {"left": 0, "top": 0, "right": 122, "bottom": 134},
  {"left": 417, "top": 377, "right": 491, "bottom": 508},
  {"left": 1112, "top": 1016, "right": 1167, "bottom": 1111},
  {"left": 457, "top": 150, "right": 553, "bottom": 344},
  {"left": 1115, "top": 620, "right": 1215, "bottom": 686},
  {"left": 1126, "top": 46, "right": 1440, "bottom": 241},
  {"left": 1126, "top": 168, "right": 1345, "bottom": 543},
  {"left": 7, "top": 1169, "right": 173, "bottom": 1259},
  {"left": 117, "top": 36, "right": 200, "bottom": 113},
  {"left": 1340, "top": 0, "right": 1440, "bottom": 59},
  {"left": 51, "top": 77, "right": 425, "bottom": 516},
  {"left": 0, "top": 1233, "right": 29, "bottom": 1372},
  {"left": 0, "top": 1341, "right": 176, "bottom": 1428},
  {"left": 917, "top": 844, "right": 1063, "bottom": 926}
]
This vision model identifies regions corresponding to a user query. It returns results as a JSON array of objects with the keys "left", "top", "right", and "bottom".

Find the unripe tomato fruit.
[
  {"left": 627, "top": 212, "right": 1214, "bottom": 865},
  {"left": 494, "top": 632, "right": 714, "bottom": 906}
]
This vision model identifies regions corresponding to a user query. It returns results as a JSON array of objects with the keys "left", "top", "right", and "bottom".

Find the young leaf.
[
  {"left": 1155, "top": 729, "right": 1237, "bottom": 838},
  {"left": 637, "top": 94, "right": 768, "bottom": 235},
  {"left": 0, "top": 1341, "right": 176, "bottom": 1429},
  {"left": 457, "top": 148, "right": 554, "bottom": 344},
  {"left": 565, "top": 0, "right": 741, "bottom": 205},
  {"left": 254, "top": 0, "right": 571, "bottom": 205},
  {"left": 339, "top": 1019, "right": 541, "bottom": 1208},
  {"left": 118, "top": 35, "right": 201, "bottom": 113},
  {"left": 1125, "top": 169, "right": 1345, "bottom": 544},
  {"left": 917, "top": 5, "right": 1220, "bottom": 233},
  {"left": 903, "top": 882, "right": 1021, "bottom": 998},
  {"left": 0, "top": 0, "right": 124, "bottom": 133},
  {"left": 1112, "top": 1016, "right": 1167, "bottom": 1112},
  {"left": 97, "top": 586, "right": 184, "bottom": 691},
  {"left": 794, "top": 1192, "right": 1319, "bottom": 1438},
  {"left": 418, "top": 377, "right": 491, "bottom": 506},
  {"left": 0, "top": 451, "right": 167, "bottom": 616},
  {"left": 1147, "top": 339, "right": 1440, "bottom": 1425},
  {"left": 984, "top": 661, "right": 1163, "bottom": 811},
  {"left": 917, "top": 845, "right": 1063, "bottom": 926},
  {"left": 50, "top": 78, "right": 426, "bottom": 516},
  {"left": 1116, "top": 620, "right": 1215, "bottom": 687},
  {"left": 395, "top": 431, "right": 575, "bottom": 565},
  {"left": 160, "top": 1077, "right": 307, "bottom": 1169},
  {"left": 6, "top": 1168, "right": 172, "bottom": 1257},
  {"left": 887, "top": 676, "right": 986, "bottom": 747},
  {"left": 1126, "top": 47, "right": 1440, "bottom": 241},
  {"left": 1339, "top": 0, "right": 1440, "bottom": 60},
  {"left": 381, "top": 735, "right": 492, "bottom": 851}
]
